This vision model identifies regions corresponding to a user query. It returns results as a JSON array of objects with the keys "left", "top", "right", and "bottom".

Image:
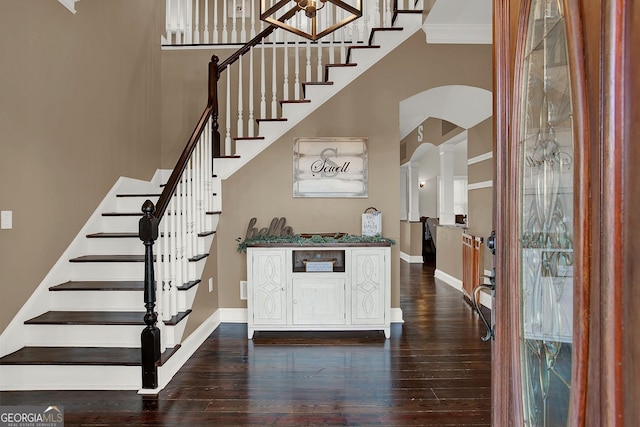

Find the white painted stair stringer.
[
  {"left": 0, "top": 173, "right": 163, "bottom": 359},
  {"left": 215, "top": 13, "right": 424, "bottom": 180}
]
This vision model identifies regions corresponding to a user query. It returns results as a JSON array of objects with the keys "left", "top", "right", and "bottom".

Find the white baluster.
[
  {"left": 260, "top": 40, "right": 266, "bottom": 119},
  {"left": 175, "top": 180, "right": 183, "bottom": 294},
  {"left": 187, "top": 160, "right": 194, "bottom": 261},
  {"left": 222, "top": 0, "right": 228, "bottom": 43},
  {"left": 294, "top": 37, "right": 300, "bottom": 100},
  {"left": 166, "top": 0, "right": 173, "bottom": 44},
  {"left": 237, "top": 55, "right": 244, "bottom": 136},
  {"left": 189, "top": 156, "right": 197, "bottom": 259},
  {"left": 169, "top": 196, "right": 177, "bottom": 319},
  {"left": 385, "top": 0, "right": 392, "bottom": 27},
  {"left": 180, "top": 177, "right": 189, "bottom": 285},
  {"left": 283, "top": 31, "right": 289, "bottom": 101},
  {"left": 306, "top": 41, "right": 312, "bottom": 82},
  {"left": 194, "top": 0, "right": 200, "bottom": 43},
  {"left": 155, "top": 219, "right": 163, "bottom": 321},
  {"left": 250, "top": 0, "right": 256, "bottom": 38},
  {"left": 340, "top": 15, "right": 347, "bottom": 61},
  {"left": 184, "top": 0, "right": 192, "bottom": 44},
  {"left": 271, "top": 41, "right": 278, "bottom": 118},
  {"left": 225, "top": 68, "right": 232, "bottom": 154},
  {"left": 248, "top": 48, "right": 255, "bottom": 137},
  {"left": 213, "top": 0, "right": 219, "bottom": 43},
  {"left": 203, "top": 0, "right": 210, "bottom": 43},
  {"left": 162, "top": 216, "right": 170, "bottom": 321},
  {"left": 176, "top": 0, "right": 183, "bottom": 44},
  {"left": 316, "top": 41, "right": 323, "bottom": 82},
  {"left": 204, "top": 117, "right": 213, "bottom": 216},
  {"left": 240, "top": 0, "right": 247, "bottom": 42},
  {"left": 329, "top": 37, "right": 335, "bottom": 65},
  {"left": 231, "top": 0, "right": 238, "bottom": 43}
]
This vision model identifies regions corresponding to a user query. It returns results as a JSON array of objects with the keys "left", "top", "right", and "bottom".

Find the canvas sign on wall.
[{"left": 293, "top": 137, "right": 368, "bottom": 198}]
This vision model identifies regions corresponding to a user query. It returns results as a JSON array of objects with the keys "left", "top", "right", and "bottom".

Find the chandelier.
[
  {"left": 260, "top": 0, "right": 362, "bottom": 41},
  {"left": 295, "top": 0, "right": 326, "bottom": 18}
]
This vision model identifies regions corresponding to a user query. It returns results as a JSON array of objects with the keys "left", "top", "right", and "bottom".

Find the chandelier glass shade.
[{"left": 260, "top": 0, "right": 362, "bottom": 41}]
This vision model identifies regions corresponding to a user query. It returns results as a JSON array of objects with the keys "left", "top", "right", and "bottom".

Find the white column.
[
  {"left": 408, "top": 161, "right": 421, "bottom": 222},
  {"left": 439, "top": 145, "right": 456, "bottom": 225},
  {"left": 399, "top": 166, "right": 408, "bottom": 221}
]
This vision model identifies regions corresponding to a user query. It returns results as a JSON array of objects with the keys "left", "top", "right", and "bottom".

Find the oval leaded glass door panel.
[{"left": 517, "top": 0, "right": 574, "bottom": 425}]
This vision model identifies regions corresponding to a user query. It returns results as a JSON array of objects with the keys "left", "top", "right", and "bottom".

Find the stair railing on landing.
[{"left": 141, "top": 0, "right": 421, "bottom": 389}]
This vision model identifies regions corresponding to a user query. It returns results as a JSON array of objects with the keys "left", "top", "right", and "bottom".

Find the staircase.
[{"left": 0, "top": 5, "right": 423, "bottom": 392}]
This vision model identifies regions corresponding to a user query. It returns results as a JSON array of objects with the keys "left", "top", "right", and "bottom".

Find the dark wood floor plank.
[{"left": 0, "top": 259, "right": 492, "bottom": 426}]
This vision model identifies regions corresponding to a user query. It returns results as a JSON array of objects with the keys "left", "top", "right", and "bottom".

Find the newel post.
[
  {"left": 139, "top": 200, "right": 160, "bottom": 389},
  {"left": 209, "top": 54, "right": 222, "bottom": 158}
]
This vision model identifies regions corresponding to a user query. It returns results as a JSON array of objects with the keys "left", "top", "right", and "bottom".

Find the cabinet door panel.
[
  {"left": 252, "top": 250, "right": 287, "bottom": 325},
  {"left": 292, "top": 277, "right": 346, "bottom": 325},
  {"left": 351, "top": 249, "right": 386, "bottom": 324}
]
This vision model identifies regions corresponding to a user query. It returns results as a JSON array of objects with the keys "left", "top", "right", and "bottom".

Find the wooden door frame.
[
  {"left": 489, "top": 0, "right": 638, "bottom": 424},
  {"left": 493, "top": 0, "right": 640, "bottom": 424}
]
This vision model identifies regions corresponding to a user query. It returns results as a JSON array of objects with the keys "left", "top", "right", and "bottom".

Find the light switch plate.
[{"left": 1, "top": 211, "right": 12, "bottom": 229}]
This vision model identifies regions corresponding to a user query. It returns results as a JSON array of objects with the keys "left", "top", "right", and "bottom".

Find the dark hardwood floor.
[{"left": 0, "top": 258, "right": 492, "bottom": 426}]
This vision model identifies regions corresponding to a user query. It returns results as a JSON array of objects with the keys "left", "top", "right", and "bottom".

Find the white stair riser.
[
  {"left": 0, "top": 365, "right": 141, "bottom": 391},
  {"left": 84, "top": 237, "right": 144, "bottom": 255},
  {"left": 25, "top": 324, "right": 143, "bottom": 347},
  {"left": 177, "top": 285, "right": 199, "bottom": 312},
  {"left": 116, "top": 196, "right": 161, "bottom": 212},
  {"left": 162, "top": 318, "right": 188, "bottom": 348},
  {"left": 70, "top": 262, "right": 145, "bottom": 281},
  {"left": 100, "top": 215, "right": 141, "bottom": 232},
  {"left": 50, "top": 291, "right": 145, "bottom": 311}
]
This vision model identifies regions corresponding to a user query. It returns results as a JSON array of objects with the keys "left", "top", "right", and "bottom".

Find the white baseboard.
[
  {"left": 434, "top": 269, "right": 492, "bottom": 310},
  {"left": 219, "top": 308, "right": 248, "bottom": 323},
  {"left": 434, "top": 269, "right": 463, "bottom": 291},
  {"left": 399, "top": 252, "right": 423, "bottom": 263},
  {"left": 391, "top": 307, "right": 404, "bottom": 323}
]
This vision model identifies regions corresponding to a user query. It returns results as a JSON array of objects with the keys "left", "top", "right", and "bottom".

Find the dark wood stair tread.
[
  {"left": 346, "top": 45, "right": 380, "bottom": 63},
  {"left": 49, "top": 280, "right": 199, "bottom": 292},
  {"left": 49, "top": 281, "right": 145, "bottom": 291},
  {"left": 25, "top": 311, "right": 147, "bottom": 325},
  {"left": 232, "top": 136, "right": 265, "bottom": 141},
  {"left": 102, "top": 212, "right": 143, "bottom": 217},
  {"left": 25, "top": 310, "right": 192, "bottom": 326},
  {"left": 256, "top": 118, "right": 287, "bottom": 123},
  {"left": 0, "top": 345, "right": 180, "bottom": 366},
  {"left": 69, "top": 255, "right": 146, "bottom": 263},
  {"left": 324, "top": 63, "right": 357, "bottom": 81},
  {"left": 86, "top": 232, "right": 138, "bottom": 238},
  {"left": 279, "top": 99, "right": 311, "bottom": 106}
]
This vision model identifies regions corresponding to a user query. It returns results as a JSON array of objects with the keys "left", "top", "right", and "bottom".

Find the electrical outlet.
[
  {"left": 240, "top": 280, "right": 247, "bottom": 300},
  {"left": 209, "top": 277, "right": 214, "bottom": 292},
  {"left": 1, "top": 211, "right": 12, "bottom": 229}
]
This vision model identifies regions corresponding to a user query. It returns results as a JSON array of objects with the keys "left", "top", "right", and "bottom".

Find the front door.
[{"left": 493, "top": 0, "right": 639, "bottom": 424}]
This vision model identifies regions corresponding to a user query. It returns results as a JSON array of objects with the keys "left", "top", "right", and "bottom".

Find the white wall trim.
[
  {"left": 219, "top": 308, "right": 249, "bottom": 323},
  {"left": 391, "top": 308, "right": 404, "bottom": 323},
  {"left": 58, "top": 0, "right": 79, "bottom": 13},
  {"left": 468, "top": 180, "right": 493, "bottom": 190},
  {"left": 400, "top": 251, "right": 423, "bottom": 263},
  {"left": 434, "top": 269, "right": 492, "bottom": 309},
  {"left": 434, "top": 269, "right": 463, "bottom": 291},
  {"left": 467, "top": 151, "right": 493, "bottom": 165}
]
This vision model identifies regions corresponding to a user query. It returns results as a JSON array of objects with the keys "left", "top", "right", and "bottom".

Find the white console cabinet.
[{"left": 246, "top": 244, "right": 391, "bottom": 339}]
